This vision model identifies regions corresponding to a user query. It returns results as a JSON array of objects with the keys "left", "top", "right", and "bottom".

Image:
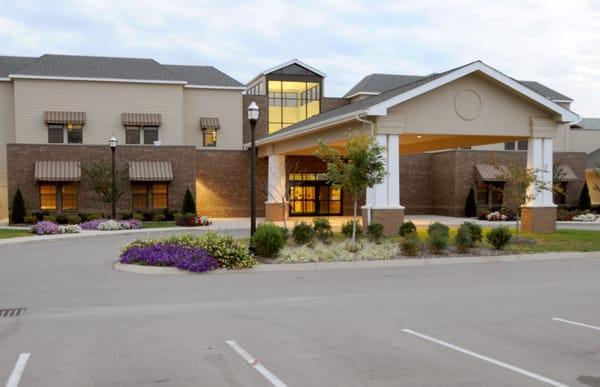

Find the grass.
[
  {"left": 0, "top": 228, "right": 32, "bottom": 239},
  {"left": 141, "top": 221, "right": 177, "bottom": 229}
]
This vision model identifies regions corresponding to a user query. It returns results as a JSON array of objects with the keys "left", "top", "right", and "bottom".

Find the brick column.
[
  {"left": 362, "top": 134, "right": 404, "bottom": 235},
  {"left": 264, "top": 154, "right": 287, "bottom": 221}
]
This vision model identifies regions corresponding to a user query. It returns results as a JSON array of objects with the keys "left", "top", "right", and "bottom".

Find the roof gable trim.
[
  {"left": 9, "top": 74, "right": 187, "bottom": 85},
  {"left": 184, "top": 84, "right": 246, "bottom": 90}
]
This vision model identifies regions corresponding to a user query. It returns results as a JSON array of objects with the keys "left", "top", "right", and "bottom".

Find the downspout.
[{"left": 356, "top": 112, "right": 374, "bottom": 225}]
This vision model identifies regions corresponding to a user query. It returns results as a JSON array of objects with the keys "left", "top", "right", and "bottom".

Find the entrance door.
[{"left": 289, "top": 173, "right": 343, "bottom": 216}]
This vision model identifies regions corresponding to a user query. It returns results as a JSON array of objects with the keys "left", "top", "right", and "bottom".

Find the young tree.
[
  {"left": 266, "top": 158, "right": 302, "bottom": 231},
  {"left": 498, "top": 164, "right": 550, "bottom": 237},
  {"left": 80, "top": 160, "right": 129, "bottom": 216},
  {"left": 10, "top": 188, "right": 26, "bottom": 224},
  {"left": 181, "top": 187, "right": 196, "bottom": 214},
  {"left": 316, "top": 134, "right": 387, "bottom": 246}
]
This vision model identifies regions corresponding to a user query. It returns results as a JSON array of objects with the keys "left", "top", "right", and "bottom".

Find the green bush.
[
  {"left": 341, "top": 220, "right": 362, "bottom": 238},
  {"left": 401, "top": 233, "right": 420, "bottom": 256},
  {"left": 56, "top": 215, "right": 69, "bottom": 225},
  {"left": 87, "top": 213, "right": 103, "bottom": 221},
  {"left": 292, "top": 222, "right": 315, "bottom": 245},
  {"left": 152, "top": 213, "right": 165, "bottom": 222},
  {"left": 279, "top": 227, "right": 289, "bottom": 242},
  {"left": 67, "top": 215, "right": 82, "bottom": 225},
  {"left": 455, "top": 224, "right": 473, "bottom": 253},
  {"left": 23, "top": 215, "right": 37, "bottom": 224},
  {"left": 428, "top": 232, "right": 449, "bottom": 254},
  {"left": 10, "top": 188, "right": 26, "bottom": 224},
  {"left": 486, "top": 226, "right": 512, "bottom": 250},
  {"left": 162, "top": 208, "right": 176, "bottom": 221},
  {"left": 43, "top": 215, "right": 57, "bottom": 223},
  {"left": 312, "top": 217, "right": 333, "bottom": 242},
  {"left": 462, "top": 221, "right": 482, "bottom": 246},
  {"left": 579, "top": 182, "right": 591, "bottom": 211},
  {"left": 181, "top": 188, "right": 196, "bottom": 214},
  {"left": 252, "top": 223, "right": 285, "bottom": 257},
  {"left": 132, "top": 212, "right": 145, "bottom": 221},
  {"left": 465, "top": 186, "right": 477, "bottom": 217},
  {"left": 367, "top": 223, "right": 385, "bottom": 242},
  {"left": 427, "top": 221, "right": 449, "bottom": 238},
  {"left": 398, "top": 221, "right": 416, "bottom": 237}
]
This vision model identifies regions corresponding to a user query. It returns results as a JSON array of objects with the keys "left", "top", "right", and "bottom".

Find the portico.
[{"left": 255, "top": 61, "right": 579, "bottom": 234}]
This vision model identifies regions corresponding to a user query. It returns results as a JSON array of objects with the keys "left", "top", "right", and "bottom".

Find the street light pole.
[
  {"left": 109, "top": 135, "right": 118, "bottom": 220},
  {"left": 247, "top": 102, "right": 260, "bottom": 237}
]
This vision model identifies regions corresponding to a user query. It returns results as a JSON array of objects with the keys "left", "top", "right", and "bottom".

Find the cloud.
[{"left": 0, "top": 0, "right": 598, "bottom": 115}]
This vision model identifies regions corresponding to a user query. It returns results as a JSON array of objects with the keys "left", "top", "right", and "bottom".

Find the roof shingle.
[
  {"left": 163, "top": 64, "right": 243, "bottom": 87},
  {"left": 0, "top": 56, "right": 37, "bottom": 78}
]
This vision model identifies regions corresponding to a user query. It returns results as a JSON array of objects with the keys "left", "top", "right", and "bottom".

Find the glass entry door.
[{"left": 289, "top": 173, "right": 342, "bottom": 216}]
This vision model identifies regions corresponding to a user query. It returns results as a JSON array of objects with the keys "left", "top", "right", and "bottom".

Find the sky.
[{"left": 0, "top": 0, "right": 599, "bottom": 116}]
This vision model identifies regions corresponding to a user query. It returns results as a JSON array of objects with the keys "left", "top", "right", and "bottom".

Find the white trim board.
[
  {"left": 9, "top": 74, "right": 188, "bottom": 85},
  {"left": 184, "top": 84, "right": 246, "bottom": 91}
]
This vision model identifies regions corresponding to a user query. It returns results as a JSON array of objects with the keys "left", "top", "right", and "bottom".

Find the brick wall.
[
  {"left": 7, "top": 144, "right": 197, "bottom": 216},
  {"left": 242, "top": 95, "right": 269, "bottom": 144}
]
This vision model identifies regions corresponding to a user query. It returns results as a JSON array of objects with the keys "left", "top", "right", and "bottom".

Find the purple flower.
[
  {"left": 119, "top": 244, "right": 219, "bottom": 273},
  {"left": 121, "top": 219, "right": 142, "bottom": 229},
  {"left": 80, "top": 219, "right": 106, "bottom": 230},
  {"left": 30, "top": 221, "right": 60, "bottom": 235}
]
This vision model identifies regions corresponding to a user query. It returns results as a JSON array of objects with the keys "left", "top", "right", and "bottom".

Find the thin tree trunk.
[
  {"left": 281, "top": 203, "right": 287, "bottom": 230},
  {"left": 352, "top": 195, "right": 358, "bottom": 246},
  {"left": 515, "top": 213, "right": 520, "bottom": 238}
]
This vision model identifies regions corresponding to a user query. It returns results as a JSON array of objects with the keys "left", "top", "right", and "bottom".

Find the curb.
[{"left": 113, "top": 251, "right": 600, "bottom": 276}]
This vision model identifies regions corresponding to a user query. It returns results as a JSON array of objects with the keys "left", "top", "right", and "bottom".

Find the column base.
[
  {"left": 361, "top": 207, "right": 405, "bottom": 236},
  {"left": 265, "top": 202, "right": 287, "bottom": 222},
  {"left": 521, "top": 206, "right": 556, "bottom": 233}
]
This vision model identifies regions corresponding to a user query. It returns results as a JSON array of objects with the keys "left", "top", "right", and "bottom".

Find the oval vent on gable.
[{"left": 454, "top": 89, "right": 482, "bottom": 121}]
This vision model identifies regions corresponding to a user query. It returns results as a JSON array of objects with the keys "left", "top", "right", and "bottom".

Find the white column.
[
  {"left": 266, "top": 154, "right": 286, "bottom": 203},
  {"left": 525, "top": 137, "right": 555, "bottom": 207},
  {"left": 364, "top": 134, "right": 403, "bottom": 213}
]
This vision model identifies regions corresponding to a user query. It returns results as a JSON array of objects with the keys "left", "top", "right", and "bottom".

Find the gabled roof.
[
  {"left": 11, "top": 54, "right": 185, "bottom": 83},
  {"left": 163, "top": 64, "right": 244, "bottom": 89},
  {"left": 519, "top": 81, "right": 572, "bottom": 102},
  {"left": 572, "top": 118, "right": 600, "bottom": 130},
  {"left": 0, "top": 56, "right": 37, "bottom": 78},
  {"left": 256, "top": 61, "right": 580, "bottom": 146},
  {"left": 246, "top": 59, "right": 326, "bottom": 86}
]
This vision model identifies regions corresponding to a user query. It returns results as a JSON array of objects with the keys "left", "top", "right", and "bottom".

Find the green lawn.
[
  {"left": 141, "top": 221, "right": 177, "bottom": 229},
  {"left": 0, "top": 228, "right": 31, "bottom": 239}
]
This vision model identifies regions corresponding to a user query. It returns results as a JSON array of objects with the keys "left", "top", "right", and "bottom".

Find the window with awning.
[
  {"left": 34, "top": 161, "right": 81, "bottom": 181},
  {"left": 200, "top": 117, "right": 220, "bottom": 147},
  {"left": 128, "top": 161, "right": 173, "bottom": 181},
  {"left": 44, "top": 112, "right": 86, "bottom": 144}
]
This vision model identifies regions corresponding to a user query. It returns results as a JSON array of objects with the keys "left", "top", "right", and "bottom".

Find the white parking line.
[
  {"left": 552, "top": 317, "right": 600, "bottom": 331},
  {"left": 402, "top": 329, "right": 568, "bottom": 387},
  {"left": 225, "top": 340, "right": 287, "bottom": 387},
  {"left": 5, "top": 353, "right": 30, "bottom": 387}
]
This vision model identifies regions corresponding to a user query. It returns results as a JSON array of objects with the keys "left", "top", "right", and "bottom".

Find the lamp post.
[
  {"left": 247, "top": 101, "right": 260, "bottom": 236},
  {"left": 109, "top": 135, "right": 118, "bottom": 220}
]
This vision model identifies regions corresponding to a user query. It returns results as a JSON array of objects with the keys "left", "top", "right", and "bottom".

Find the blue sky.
[{"left": 1, "top": 0, "right": 599, "bottom": 116}]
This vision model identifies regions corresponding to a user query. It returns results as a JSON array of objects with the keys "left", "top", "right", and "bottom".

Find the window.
[
  {"left": 48, "top": 124, "right": 64, "bottom": 143},
  {"left": 203, "top": 128, "right": 217, "bottom": 147},
  {"left": 553, "top": 182, "right": 567, "bottom": 205},
  {"left": 517, "top": 140, "right": 528, "bottom": 151},
  {"left": 475, "top": 182, "right": 504, "bottom": 208},
  {"left": 143, "top": 126, "right": 159, "bottom": 144},
  {"left": 504, "top": 141, "right": 515, "bottom": 151},
  {"left": 126, "top": 126, "right": 140, "bottom": 144},
  {"left": 268, "top": 80, "right": 320, "bottom": 134},
  {"left": 66, "top": 123, "right": 83, "bottom": 144},
  {"left": 39, "top": 182, "right": 78, "bottom": 211},
  {"left": 132, "top": 182, "right": 168, "bottom": 210}
]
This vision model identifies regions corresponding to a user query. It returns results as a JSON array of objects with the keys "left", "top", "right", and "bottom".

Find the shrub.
[
  {"left": 428, "top": 232, "right": 449, "bottom": 254},
  {"left": 120, "top": 244, "right": 219, "bottom": 273},
  {"left": 292, "top": 222, "right": 315, "bottom": 245},
  {"left": 312, "top": 217, "right": 333, "bottom": 242},
  {"left": 486, "top": 226, "right": 512, "bottom": 250},
  {"left": 455, "top": 225, "right": 473, "bottom": 253},
  {"left": 252, "top": 223, "right": 285, "bottom": 257},
  {"left": 30, "top": 221, "right": 59, "bottom": 235},
  {"left": 132, "top": 212, "right": 145, "bottom": 221},
  {"left": 181, "top": 188, "right": 196, "bottom": 214},
  {"left": 10, "top": 188, "right": 26, "bottom": 224},
  {"left": 56, "top": 215, "right": 69, "bottom": 225},
  {"left": 162, "top": 209, "right": 175, "bottom": 221},
  {"left": 86, "top": 213, "right": 103, "bottom": 221},
  {"left": 32, "top": 211, "right": 49, "bottom": 221},
  {"left": 579, "top": 183, "right": 591, "bottom": 211},
  {"left": 279, "top": 227, "right": 289, "bottom": 242},
  {"left": 67, "top": 215, "right": 82, "bottom": 225},
  {"left": 80, "top": 219, "right": 142, "bottom": 230},
  {"left": 196, "top": 232, "right": 255, "bottom": 269},
  {"left": 427, "top": 221, "right": 449, "bottom": 238},
  {"left": 401, "top": 233, "right": 420, "bottom": 256},
  {"left": 465, "top": 186, "right": 477, "bottom": 217},
  {"left": 152, "top": 213, "right": 165, "bottom": 222},
  {"left": 398, "top": 221, "right": 416, "bottom": 237},
  {"left": 462, "top": 221, "right": 482, "bottom": 245},
  {"left": 59, "top": 224, "right": 81, "bottom": 234},
  {"left": 24, "top": 215, "right": 37, "bottom": 224},
  {"left": 357, "top": 240, "right": 398, "bottom": 260},
  {"left": 43, "top": 215, "right": 57, "bottom": 223},
  {"left": 367, "top": 223, "right": 384, "bottom": 242},
  {"left": 341, "top": 220, "right": 362, "bottom": 238},
  {"left": 98, "top": 220, "right": 126, "bottom": 231},
  {"left": 175, "top": 213, "right": 211, "bottom": 227}
]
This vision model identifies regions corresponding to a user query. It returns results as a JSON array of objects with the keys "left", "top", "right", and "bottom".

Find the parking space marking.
[
  {"left": 552, "top": 317, "right": 600, "bottom": 331},
  {"left": 402, "top": 329, "right": 569, "bottom": 387},
  {"left": 225, "top": 340, "right": 287, "bottom": 387},
  {"left": 5, "top": 353, "right": 30, "bottom": 387}
]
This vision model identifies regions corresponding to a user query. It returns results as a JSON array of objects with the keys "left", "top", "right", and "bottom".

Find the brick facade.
[{"left": 7, "top": 144, "right": 197, "bottom": 216}]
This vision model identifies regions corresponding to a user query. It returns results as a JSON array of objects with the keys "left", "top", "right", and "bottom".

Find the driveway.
[{"left": 1, "top": 233, "right": 599, "bottom": 386}]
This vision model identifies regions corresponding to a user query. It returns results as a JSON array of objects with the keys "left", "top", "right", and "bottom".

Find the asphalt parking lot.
[{"left": 1, "top": 233, "right": 599, "bottom": 386}]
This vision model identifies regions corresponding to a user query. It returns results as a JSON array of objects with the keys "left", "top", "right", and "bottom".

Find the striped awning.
[
  {"left": 199, "top": 117, "right": 220, "bottom": 129},
  {"left": 34, "top": 161, "right": 81, "bottom": 181},
  {"left": 554, "top": 164, "right": 577, "bottom": 182},
  {"left": 121, "top": 113, "right": 162, "bottom": 126},
  {"left": 474, "top": 164, "right": 510, "bottom": 182},
  {"left": 44, "top": 111, "right": 86, "bottom": 125},
  {"left": 128, "top": 161, "right": 173, "bottom": 181}
]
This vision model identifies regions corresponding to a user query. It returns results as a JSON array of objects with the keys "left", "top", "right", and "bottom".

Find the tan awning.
[
  {"left": 474, "top": 164, "right": 510, "bottom": 181},
  {"left": 44, "top": 111, "right": 86, "bottom": 125},
  {"left": 128, "top": 161, "right": 173, "bottom": 181},
  {"left": 554, "top": 164, "right": 577, "bottom": 182},
  {"left": 199, "top": 117, "right": 220, "bottom": 129},
  {"left": 34, "top": 161, "right": 81, "bottom": 181},
  {"left": 122, "top": 113, "right": 162, "bottom": 126}
]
